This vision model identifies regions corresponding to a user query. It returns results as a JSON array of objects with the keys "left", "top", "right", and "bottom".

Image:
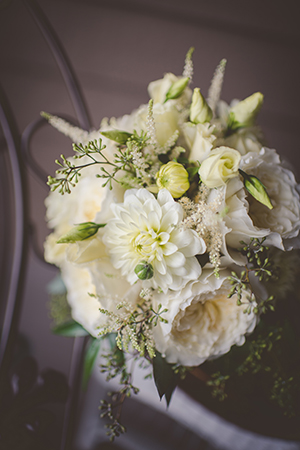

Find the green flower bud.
[
  {"left": 229, "top": 92, "right": 264, "bottom": 129},
  {"left": 57, "top": 222, "right": 106, "bottom": 243},
  {"left": 134, "top": 261, "right": 154, "bottom": 280},
  {"left": 156, "top": 161, "right": 190, "bottom": 198},
  {"left": 239, "top": 169, "right": 273, "bottom": 210},
  {"left": 100, "top": 130, "right": 132, "bottom": 145},
  {"left": 190, "top": 88, "right": 213, "bottom": 124},
  {"left": 165, "top": 77, "right": 189, "bottom": 102}
]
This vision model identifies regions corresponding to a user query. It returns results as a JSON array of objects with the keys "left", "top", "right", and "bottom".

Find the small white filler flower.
[{"left": 103, "top": 188, "right": 206, "bottom": 293}]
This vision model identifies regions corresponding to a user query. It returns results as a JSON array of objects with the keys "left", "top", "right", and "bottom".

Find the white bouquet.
[{"left": 44, "top": 49, "right": 300, "bottom": 439}]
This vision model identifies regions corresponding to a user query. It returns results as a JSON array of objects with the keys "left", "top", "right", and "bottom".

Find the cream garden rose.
[
  {"left": 199, "top": 146, "right": 241, "bottom": 188},
  {"left": 152, "top": 270, "right": 257, "bottom": 366}
]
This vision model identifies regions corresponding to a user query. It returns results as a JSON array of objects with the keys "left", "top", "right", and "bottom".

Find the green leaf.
[
  {"left": 52, "top": 320, "right": 89, "bottom": 337},
  {"left": 82, "top": 338, "right": 102, "bottom": 390},
  {"left": 152, "top": 352, "right": 178, "bottom": 406},
  {"left": 239, "top": 169, "right": 273, "bottom": 210},
  {"left": 100, "top": 130, "right": 132, "bottom": 145},
  {"left": 187, "top": 165, "right": 200, "bottom": 181}
]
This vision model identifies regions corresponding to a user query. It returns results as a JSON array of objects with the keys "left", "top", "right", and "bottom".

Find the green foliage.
[
  {"left": 48, "top": 292, "right": 71, "bottom": 326},
  {"left": 204, "top": 312, "right": 300, "bottom": 419},
  {"left": 52, "top": 319, "right": 89, "bottom": 337},
  {"left": 152, "top": 352, "right": 178, "bottom": 406},
  {"left": 82, "top": 337, "right": 102, "bottom": 390},
  {"left": 47, "top": 139, "right": 106, "bottom": 194},
  {"left": 100, "top": 130, "right": 132, "bottom": 145}
]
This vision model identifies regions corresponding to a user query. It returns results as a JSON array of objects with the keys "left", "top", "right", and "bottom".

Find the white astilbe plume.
[
  {"left": 41, "top": 112, "right": 91, "bottom": 144},
  {"left": 146, "top": 99, "right": 158, "bottom": 148},
  {"left": 179, "top": 185, "right": 224, "bottom": 275},
  {"left": 182, "top": 47, "right": 194, "bottom": 82},
  {"left": 160, "top": 130, "right": 180, "bottom": 154},
  {"left": 207, "top": 59, "right": 227, "bottom": 117}
]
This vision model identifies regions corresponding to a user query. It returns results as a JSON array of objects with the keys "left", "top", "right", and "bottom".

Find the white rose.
[
  {"left": 182, "top": 122, "right": 216, "bottom": 163},
  {"left": 199, "top": 147, "right": 241, "bottom": 188},
  {"left": 152, "top": 270, "right": 257, "bottom": 366},
  {"left": 240, "top": 148, "right": 300, "bottom": 244}
]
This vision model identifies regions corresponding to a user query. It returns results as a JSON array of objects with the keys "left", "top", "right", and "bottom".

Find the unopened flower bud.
[
  {"left": 57, "top": 222, "right": 105, "bottom": 244},
  {"left": 165, "top": 77, "right": 189, "bottom": 102},
  {"left": 239, "top": 169, "right": 273, "bottom": 210},
  {"left": 229, "top": 92, "right": 264, "bottom": 129},
  {"left": 156, "top": 161, "right": 190, "bottom": 198},
  {"left": 190, "top": 88, "right": 213, "bottom": 124},
  {"left": 134, "top": 261, "right": 154, "bottom": 280}
]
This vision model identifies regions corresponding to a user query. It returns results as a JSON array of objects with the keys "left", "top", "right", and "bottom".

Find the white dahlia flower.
[
  {"left": 152, "top": 270, "right": 257, "bottom": 366},
  {"left": 102, "top": 188, "right": 206, "bottom": 293}
]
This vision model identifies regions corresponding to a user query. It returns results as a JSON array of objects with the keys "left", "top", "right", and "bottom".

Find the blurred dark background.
[{"left": 0, "top": 0, "right": 300, "bottom": 449}]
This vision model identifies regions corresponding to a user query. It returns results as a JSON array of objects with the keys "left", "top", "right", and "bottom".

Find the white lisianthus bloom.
[
  {"left": 240, "top": 148, "right": 300, "bottom": 244},
  {"left": 213, "top": 100, "right": 264, "bottom": 155},
  {"left": 152, "top": 270, "right": 257, "bottom": 366},
  {"left": 199, "top": 147, "right": 241, "bottom": 188},
  {"left": 102, "top": 188, "right": 206, "bottom": 293},
  {"left": 148, "top": 72, "right": 192, "bottom": 107},
  {"left": 183, "top": 122, "right": 216, "bottom": 163},
  {"left": 216, "top": 178, "right": 274, "bottom": 266}
]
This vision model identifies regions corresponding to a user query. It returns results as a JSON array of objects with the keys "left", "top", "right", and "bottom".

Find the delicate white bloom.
[
  {"left": 102, "top": 188, "right": 205, "bottom": 293},
  {"left": 199, "top": 147, "right": 241, "bottom": 188},
  {"left": 214, "top": 100, "right": 264, "bottom": 155},
  {"left": 240, "top": 148, "right": 300, "bottom": 244},
  {"left": 183, "top": 122, "right": 216, "bottom": 163},
  {"left": 152, "top": 270, "right": 257, "bottom": 366},
  {"left": 216, "top": 177, "right": 274, "bottom": 266}
]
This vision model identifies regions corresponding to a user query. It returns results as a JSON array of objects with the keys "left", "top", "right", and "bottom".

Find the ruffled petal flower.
[{"left": 103, "top": 188, "right": 206, "bottom": 293}]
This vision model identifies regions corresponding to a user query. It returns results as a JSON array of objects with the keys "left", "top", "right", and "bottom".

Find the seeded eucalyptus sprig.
[
  {"left": 228, "top": 237, "right": 276, "bottom": 314},
  {"left": 47, "top": 139, "right": 108, "bottom": 194},
  {"left": 99, "top": 343, "right": 139, "bottom": 441}
]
